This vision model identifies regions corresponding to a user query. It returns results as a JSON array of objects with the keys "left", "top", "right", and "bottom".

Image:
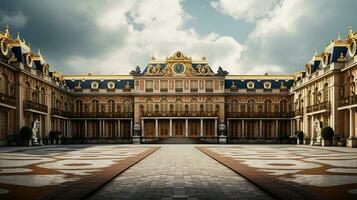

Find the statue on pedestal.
[{"left": 32, "top": 118, "right": 40, "bottom": 145}]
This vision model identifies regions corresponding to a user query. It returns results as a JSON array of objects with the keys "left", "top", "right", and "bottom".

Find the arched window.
[
  {"left": 160, "top": 98, "right": 168, "bottom": 112},
  {"left": 92, "top": 99, "right": 99, "bottom": 113},
  {"left": 190, "top": 98, "right": 198, "bottom": 112},
  {"left": 280, "top": 99, "right": 288, "bottom": 113},
  {"left": 51, "top": 92, "right": 56, "bottom": 108},
  {"left": 264, "top": 99, "right": 272, "bottom": 113},
  {"left": 231, "top": 99, "right": 238, "bottom": 112},
  {"left": 206, "top": 98, "right": 213, "bottom": 112},
  {"left": 145, "top": 99, "right": 153, "bottom": 112},
  {"left": 247, "top": 99, "right": 255, "bottom": 113},
  {"left": 40, "top": 88, "right": 46, "bottom": 104},
  {"left": 123, "top": 100, "right": 132, "bottom": 112},
  {"left": 25, "top": 82, "right": 31, "bottom": 100},
  {"left": 32, "top": 86, "right": 39, "bottom": 103},
  {"left": 75, "top": 100, "right": 83, "bottom": 113},
  {"left": 307, "top": 90, "right": 311, "bottom": 106},
  {"left": 323, "top": 83, "right": 328, "bottom": 102},
  {"left": 314, "top": 87, "right": 318, "bottom": 104},
  {"left": 0, "top": 73, "right": 8, "bottom": 94},
  {"left": 108, "top": 99, "right": 115, "bottom": 112},
  {"left": 176, "top": 98, "right": 183, "bottom": 111}
]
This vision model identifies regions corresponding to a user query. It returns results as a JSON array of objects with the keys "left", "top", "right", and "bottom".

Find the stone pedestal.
[
  {"left": 303, "top": 137, "right": 310, "bottom": 145},
  {"left": 132, "top": 135, "right": 141, "bottom": 144},
  {"left": 322, "top": 139, "right": 332, "bottom": 146},
  {"left": 310, "top": 138, "right": 321, "bottom": 146},
  {"left": 347, "top": 138, "right": 357, "bottom": 148},
  {"left": 218, "top": 135, "right": 227, "bottom": 144}
]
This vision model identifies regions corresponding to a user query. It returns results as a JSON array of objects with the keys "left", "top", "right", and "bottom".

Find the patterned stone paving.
[
  {"left": 198, "top": 145, "right": 357, "bottom": 200},
  {"left": 0, "top": 145, "right": 156, "bottom": 200},
  {"left": 88, "top": 145, "right": 273, "bottom": 200}
]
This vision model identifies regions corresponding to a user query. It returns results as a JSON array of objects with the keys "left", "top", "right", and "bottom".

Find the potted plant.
[
  {"left": 20, "top": 126, "right": 33, "bottom": 146},
  {"left": 321, "top": 126, "right": 334, "bottom": 146},
  {"left": 295, "top": 131, "right": 304, "bottom": 145},
  {"left": 333, "top": 133, "right": 341, "bottom": 146},
  {"left": 49, "top": 131, "right": 57, "bottom": 144}
]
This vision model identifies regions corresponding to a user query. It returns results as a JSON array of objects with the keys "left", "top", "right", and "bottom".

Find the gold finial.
[
  {"left": 349, "top": 24, "right": 353, "bottom": 34},
  {"left": 202, "top": 55, "right": 206, "bottom": 61},
  {"left": 337, "top": 32, "right": 341, "bottom": 41},
  {"left": 16, "top": 32, "right": 21, "bottom": 41},
  {"left": 151, "top": 55, "right": 155, "bottom": 60},
  {"left": 5, "top": 24, "right": 9, "bottom": 33},
  {"left": 37, "top": 48, "right": 41, "bottom": 56}
]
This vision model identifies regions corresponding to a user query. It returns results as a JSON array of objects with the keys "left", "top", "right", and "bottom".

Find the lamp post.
[
  {"left": 133, "top": 123, "right": 141, "bottom": 144},
  {"left": 218, "top": 122, "right": 227, "bottom": 144}
]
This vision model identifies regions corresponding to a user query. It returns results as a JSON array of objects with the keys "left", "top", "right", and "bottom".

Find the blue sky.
[{"left": 0, "top": 0, "right": 356, "bottom": 75}]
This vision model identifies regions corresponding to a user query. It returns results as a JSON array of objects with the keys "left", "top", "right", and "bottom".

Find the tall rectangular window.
[
  {"left": 160, "top": 80, "right": 168, "bottom": 92},
  {"left": 190, "top": 80, "right": 198, "bottom": 92},
  {"left": 175, "top": 80, "right": 183, "bottom": 92},
  {"left": 205, "top": 80, "right": 213, "bottom": 92},
  {"left": 145, "top": 80, "right": 153, "bottom": 92}
]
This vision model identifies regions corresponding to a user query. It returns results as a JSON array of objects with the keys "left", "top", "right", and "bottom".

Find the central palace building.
[{"left": 0, "top": 27, "right": 356, "bottom": 147}]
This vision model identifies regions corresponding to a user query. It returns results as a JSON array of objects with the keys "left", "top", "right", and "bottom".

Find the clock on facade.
[{"left": 173, "top": 63, "right": 185, "bottom": 75}]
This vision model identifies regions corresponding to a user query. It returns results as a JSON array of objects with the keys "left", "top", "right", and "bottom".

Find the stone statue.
[
  {"left": 32, "top": 118, "right": 40, "bottom": 144},
  {"left": 313, "top": 119, "right": 322, "bottom": 139}
]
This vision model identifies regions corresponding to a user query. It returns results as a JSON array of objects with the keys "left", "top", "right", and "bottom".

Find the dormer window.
[
  {"left": 108, "top": 82, "right": 115, "bottom": 89},
  {"left": 91, "top": 82, "right": 99, "bottom": 89},
  {"left": 25, "top": 53, "right": 33, "bottom": 67},
  {"left": 247, "top": 81, "right": 255, "bottom": 89},
  {"left": 263, "top": 82, "right": 271, "bottom": 89}
]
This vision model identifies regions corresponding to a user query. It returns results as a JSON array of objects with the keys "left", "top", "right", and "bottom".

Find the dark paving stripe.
[
  {"left": 196, "top": 146, "right": 326, "bottom": 200},
  {"left": 36, "top": 147, "right": 160, "bottom": 200}
]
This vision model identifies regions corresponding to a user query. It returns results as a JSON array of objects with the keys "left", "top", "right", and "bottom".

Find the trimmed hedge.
[{"left": 321, "top": 126, "right": 334, "bottom": 139}]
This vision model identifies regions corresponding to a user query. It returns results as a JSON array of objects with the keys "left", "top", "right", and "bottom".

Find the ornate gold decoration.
[
  {"left": 75, "top": 81, "right": 81, "bottom": 89},
  {"left": 25, "top": 53, "right": 33, "bottom": 67},
  {"left": 337, "top": 52, "right": 345, "bottom": 61},
  {"left": 230, "top": 81, "right": 237, "bottom": 89},
  {"left": 124, "top": 81, "right": 131, "bottom": 89},
  {"left": 280, "top": 82, "right": 287, "bottom": 89},
  {"left": 0, "top": 38, "right": 9, "bottom": 56},
  {"left": 347, "top": 38, "right": 357, "bottom": 57}
]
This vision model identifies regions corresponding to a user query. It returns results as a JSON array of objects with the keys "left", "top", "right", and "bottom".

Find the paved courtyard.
[
  {"left": 199, "top": 145, "right": 357, "bottom": 200},
  {"left": 0, "top": 144, "right": 356, "bottom": 200},
  {"left": 88, "top": 145, "right": 272, "bottom": 200}
]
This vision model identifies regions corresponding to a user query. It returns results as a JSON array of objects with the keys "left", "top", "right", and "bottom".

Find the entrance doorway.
[{"left": 173, "top": 119, "right": 185, "bottom": 137}]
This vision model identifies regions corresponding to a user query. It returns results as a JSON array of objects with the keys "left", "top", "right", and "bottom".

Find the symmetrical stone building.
[{"left": 0, "top": 27, "right": 356, "bottom": 146}]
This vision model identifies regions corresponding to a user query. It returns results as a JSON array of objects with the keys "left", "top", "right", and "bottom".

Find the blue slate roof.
[
  {"left": 65, "top": 79, "right": 134, "bottom": 90},
  {"left": 224, "top": 79, "right": 294, "bottom": 90}
]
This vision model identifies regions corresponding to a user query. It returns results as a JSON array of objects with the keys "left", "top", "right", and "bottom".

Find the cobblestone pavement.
[
  {"left": 199, "top": 145, "right": 357, "bottom": 200},
  {"left": 88, "top": 145, "right": 273, "bottom": 200}
]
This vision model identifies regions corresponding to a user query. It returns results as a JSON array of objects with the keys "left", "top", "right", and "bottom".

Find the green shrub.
[
  {"left": 321, "top": 126, "right": 334, "bottom": 139},
  {"left": 20, "top": 126, "right": 33, "bottom": 140}
]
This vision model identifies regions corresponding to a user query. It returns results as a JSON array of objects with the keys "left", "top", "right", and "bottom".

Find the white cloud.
[
  {"left": 212, "top": 0, "right": 357, "bottom": 74},
  {"left": 0, "top": 10, "right": 27, "bottom": 28},
  {"left": 64, "top": 0, "right": 244, "bottom": 75},
  {"left": 211, "top": 0, "right": 278, "bottom": 21}
]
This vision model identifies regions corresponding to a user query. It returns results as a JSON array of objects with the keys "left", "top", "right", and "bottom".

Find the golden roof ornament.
[
  {"left": 231, "top": 81, "right": 237, "bottom": 89},
  {"left": 124, "top": 81, "right": 131, "bottom": 89},
  {"left": 337, "top": 32, "right": 342, "bottom": 41}
]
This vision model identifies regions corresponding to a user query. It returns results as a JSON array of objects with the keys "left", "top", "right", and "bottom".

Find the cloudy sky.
[{"left": 0, "top": 0, "right": 356, "bottom": 75}]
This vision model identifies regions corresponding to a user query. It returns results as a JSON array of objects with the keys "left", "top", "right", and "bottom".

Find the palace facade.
[{"left": 0, "top": 27, "right": 356, "bottom": 147}]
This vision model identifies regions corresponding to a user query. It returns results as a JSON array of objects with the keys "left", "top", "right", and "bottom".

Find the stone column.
[
  {"left": 259, "top": 120, "right": 262, "bottom": 137},
  {"left": 141, "top": 119, "right": 145, "bottom": 137},
  {"left": 242, "top": 120, "right": 245, "bottom": 137},
  {"left": 214, "top": 119, "right": 217, "bottom": 137},
  {"left": 275, "top": 120, "right": 278, "bottom": 138},
  {"left": 227, "top": 120, "right": 230, "bottom": 138},
  {"left": 117, "top": 120, "right": 120, "bottom": 137},
  {"left": 169, "top": 119, "right": 172, "bottom": 137},
  {"left": 200, "top": 119, "right": 203, "bottom": 137},
  {"left": 349, "top": 108, "right": 355, "bottom": 139},
  {"left": 185, "top": 119, "right": 188, "bottom": 137},
  {"left": 99, "top": 120, "right": 102, "bottom": 138},
  {"left": 155, "top": 119, "right": 158, "bottom": 138},
  {"left": 130, "top": 120, "right": 133, "bottom": 137},
  {"left": 84, "top": 120, "right": 88, "bottom": 138},
  {"left": 311, "top": 115, "right": 314, "bottom": 139},
  {"left": 290, "top": 119, "right": 294, "bottom": 136}
]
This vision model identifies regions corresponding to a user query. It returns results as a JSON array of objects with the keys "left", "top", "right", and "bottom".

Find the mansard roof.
[
  {"left": 224, "top": 75, "right": 294, "bottom": 90},
  {"left": 63, "top": 74, "right": 134, "bottom": 90}
]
